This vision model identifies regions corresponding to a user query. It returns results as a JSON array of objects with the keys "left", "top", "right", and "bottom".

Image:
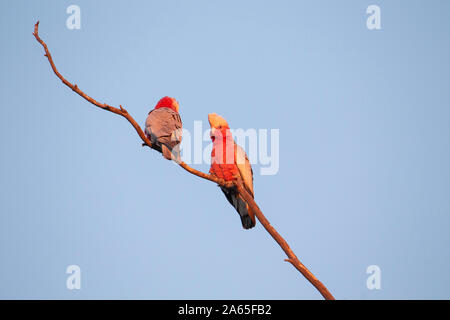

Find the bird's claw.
[{"left": 220, "top": 180, "right": 234, "bottom": 189}]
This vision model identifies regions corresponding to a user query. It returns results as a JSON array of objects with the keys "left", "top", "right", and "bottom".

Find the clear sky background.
[{"left": 1, "top": 0, "right": 449, "bottom": 299}]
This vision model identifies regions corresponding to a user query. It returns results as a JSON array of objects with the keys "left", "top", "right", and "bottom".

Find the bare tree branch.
[
  {"left": 32, "top": 21, "right": 335, "bottom": 300},
  {"left": 235, "top": 182, "right": 335, "bottom": 300},
  {"left": 32, "top": 21, "right": 229, "bottom": 186}
]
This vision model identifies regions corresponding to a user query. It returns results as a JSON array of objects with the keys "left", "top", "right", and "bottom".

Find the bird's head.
[
  {"left": 154, "top": 96, "right": 179, "bottom": 113},
  {"left": 208, "top": 113, "right": 230, "bottom": 141}
]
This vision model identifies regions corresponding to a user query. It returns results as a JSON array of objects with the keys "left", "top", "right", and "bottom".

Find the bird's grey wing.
[
  {"left": 235, "top": 144, "right": 254, "bottom": 197},
  {"left": 145, "top": 108, "right": 182, "bottom": 150},
  {"left": 170, "top": 111, "right": 183, "bottom": 147},
  {"left": 145, "top": 109, "right": 162, "bottom": 151}
]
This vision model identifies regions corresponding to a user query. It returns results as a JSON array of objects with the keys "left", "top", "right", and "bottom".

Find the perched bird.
[
  {"left": 145, "top": 96, "right": 183, "bottom": 162},
  {"left": 208, "top": 113, "right": 256, "bottom": 229}
]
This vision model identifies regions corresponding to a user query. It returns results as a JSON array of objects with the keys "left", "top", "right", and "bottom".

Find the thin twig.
[
  {"left": 32, "top": 21, "right": 335, "bottom": 300},
  {"left": 33, "top": 21, "right": 150, "bottom": 149}
]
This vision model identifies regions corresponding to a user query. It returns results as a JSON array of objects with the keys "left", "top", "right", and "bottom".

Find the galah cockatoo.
[
  {"left": 208, "top": 113, "right": 256, "bottom": 229},
  {"left": 145, "top": 96, "right": 182, "bottom": 162}
]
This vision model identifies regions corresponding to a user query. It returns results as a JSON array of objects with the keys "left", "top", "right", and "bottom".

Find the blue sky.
[{"left": 1, "top": 0, "right": 449, "bottom": 299}]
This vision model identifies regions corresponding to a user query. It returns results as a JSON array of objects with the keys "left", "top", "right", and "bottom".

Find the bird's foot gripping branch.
[{"left": 32, "top": 21, "right": 335, "bottom": 300}]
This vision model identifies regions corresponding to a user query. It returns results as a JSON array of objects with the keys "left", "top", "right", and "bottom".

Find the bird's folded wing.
[
  {"left": 145, "top": 108, "right": 183, "bottom": 148},
  {"left": 235, "top": 144, "right": 254, "bottom": 197}
]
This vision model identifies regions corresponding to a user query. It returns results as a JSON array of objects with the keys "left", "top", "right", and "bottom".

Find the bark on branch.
[
  {"left": 235, "top": 183, "right": 335, "bottom": 300},
  {"left": 32, "top": 21, "right": 335, "bottom": 300}
]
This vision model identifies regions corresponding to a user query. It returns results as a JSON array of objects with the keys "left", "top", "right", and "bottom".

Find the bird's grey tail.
[
  {"left": 220, "top": 187, "right": 256, "bottom": 230},
  {"left": 236, "top": 195, "right": 256, "bottom": 230},
  {"left": 240, "top": 212, "right": 256, "bottom": 229}
]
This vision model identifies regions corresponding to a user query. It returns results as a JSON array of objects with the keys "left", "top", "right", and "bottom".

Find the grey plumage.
[
  {"left": 145, "top": 107, "right": 182, "bottom": 161},
  {"left": 220, "top": 185, "right": 255, "bottom": 229}
]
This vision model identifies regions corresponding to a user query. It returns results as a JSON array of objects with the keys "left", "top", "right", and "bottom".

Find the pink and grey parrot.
[
  {"left": 208, "top": 113, "right": 256, "bottom": 229},
  {"left": 145, "top": 96, "right": 182, "bottom": 161}
]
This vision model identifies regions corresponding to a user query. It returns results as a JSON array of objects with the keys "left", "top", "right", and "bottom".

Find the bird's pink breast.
[{"left": 209, "top": 130, "right": 238, "bottom": 181}]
